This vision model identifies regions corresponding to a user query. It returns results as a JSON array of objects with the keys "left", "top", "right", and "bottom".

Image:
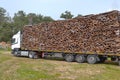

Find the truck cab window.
[{"left": 12, "top": 38, "right": 16, "bottom": 44}]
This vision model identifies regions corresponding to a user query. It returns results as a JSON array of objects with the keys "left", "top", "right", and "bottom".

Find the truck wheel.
[
  {"left": 13, "top": 51, "right": 18, "bottom": 56},
  {"left": 65, "top": 54, "right": 75, "bottom": 62},
  {"left": 75, "top": 54, "right": 86, "bottom": 63},
  {"left": 87, "top": 55, "right": 98, "bottom": 64},
  {"left": 28, "top": 53, "right": 33, "bottom": 59},
  {"left": 13, "top": 51, "right": 20, "bottom": 57},
  {"left": 29, "top": 52, "right": 38, "bottom": 59}
]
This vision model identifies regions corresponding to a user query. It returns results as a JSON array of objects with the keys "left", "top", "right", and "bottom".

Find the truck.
[{"left": 11, "top": 10, "right": 120, "bottom": 66}]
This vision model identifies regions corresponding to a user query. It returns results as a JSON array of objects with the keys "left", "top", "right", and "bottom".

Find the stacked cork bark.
[{"left": 21, "top": 10, "right": 120, "bottom": 54}]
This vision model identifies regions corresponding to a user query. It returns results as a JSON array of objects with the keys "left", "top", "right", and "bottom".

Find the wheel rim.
[
  {"left": 14, "top": 52, "right": 17, "bottom": 55},
  {"left": 76, "top": 56, "right": 83, "bottom": 61},
  {"left": 67, "top": 56, "right": 72, "bottom": 61},
  {"left": 29, "top": 54, "right": 33, "bottom": 58},
  {"left": 89, "top": 57, "right": 95, "bottom": 61},
  {"left": 79, "top": 56, "right": 83, "bottom": 61},
  {"left": 75, "top": 55, "right": 86, "bottom": 63},
  {"left": 65, "top": 54, "right": 74, "bottom": 62},
  {"left": 87, "top": 55, "right": 97, "bottom": 64}
]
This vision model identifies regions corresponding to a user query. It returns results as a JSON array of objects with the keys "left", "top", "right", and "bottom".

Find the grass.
[{"left": 0, "top": 50, "right": 120, "bottom": 80}]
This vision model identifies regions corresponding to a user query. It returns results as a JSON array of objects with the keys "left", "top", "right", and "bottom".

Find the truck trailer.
[{"left": 11, "top": 10, "right": 120, "bottom": 66}]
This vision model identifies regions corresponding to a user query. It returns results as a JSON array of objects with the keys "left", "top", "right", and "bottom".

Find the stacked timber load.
[{"left": 21, "top": 10, "right": 120, "bottom": 54}]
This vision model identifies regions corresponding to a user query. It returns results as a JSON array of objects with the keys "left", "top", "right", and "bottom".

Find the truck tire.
[
  {"left": 75, "top": 54, "right": 86, "bottom": 63},
  {"left": 13, "top": 51, "right": 18, "bottom": 56},
  {"left": 13, "top": 51, "right": 20, "bottom": 57},
  {"left": 65, "top": 54, "right": 75, "bottom": 62},
  {"left": 29, "top": 52, "right": 38, "bottom": 59},
  {"left": 87, "top": 55, "right": 98, "bottom": 64},
  {"left": 28, "top": 53, "right": 33, "bottom": 59}
]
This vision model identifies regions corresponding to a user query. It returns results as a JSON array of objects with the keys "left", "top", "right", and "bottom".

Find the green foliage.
[
  {"left": 43, "top": 16, "right": 54, "bottom": 22},
  {"left": 13, "top": 10, "right": 28, "bottom": 31},
  {"left": 0, "top": 7, "right": 7, "bottom": 23},
  {"left": 76, "top": 14, "right": 82, "bottom": 17},
  {"left": 0, "top": 22, "right": 13, "bottom": 42},
  {"left": 0, "top": 7, "right": 54, "bottom": 42},
  {"left": 27, "top": 13, "right": 54, "bottom": 25},
  {"left": 60, "top": 10, "right": 74, "bottom": 19}
]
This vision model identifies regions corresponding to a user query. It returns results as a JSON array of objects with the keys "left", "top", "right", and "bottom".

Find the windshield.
[{"left": 11, "top": 38, "right": 16, "bottom": 44}]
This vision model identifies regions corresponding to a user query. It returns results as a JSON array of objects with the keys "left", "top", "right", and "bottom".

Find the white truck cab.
[{"left": 11, "top": 31, "right": 21, "bottom": 50}]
